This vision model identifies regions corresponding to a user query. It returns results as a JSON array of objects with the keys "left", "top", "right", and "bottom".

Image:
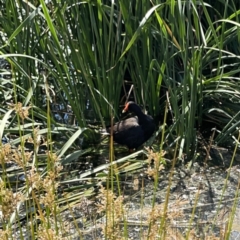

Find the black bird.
[{"left": 107, "top": 101, "right": 155, "bottom": 150}]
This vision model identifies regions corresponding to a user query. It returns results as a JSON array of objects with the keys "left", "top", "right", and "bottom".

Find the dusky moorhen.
[{"left": 107, "top": 101, "right": 155, "bottom": 150}]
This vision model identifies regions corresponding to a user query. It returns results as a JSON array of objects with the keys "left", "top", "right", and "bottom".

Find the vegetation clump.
[{"left": 0, "top": 0, "right": 240, "bottom": 239}]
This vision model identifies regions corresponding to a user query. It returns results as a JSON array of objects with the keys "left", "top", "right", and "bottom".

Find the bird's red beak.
[{"left": 122, "top": 102, "right": 129, "bottom": 113}]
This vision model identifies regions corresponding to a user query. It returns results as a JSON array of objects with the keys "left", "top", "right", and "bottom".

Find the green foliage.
[{"left": 1, "top": 1, "right": 240, "bottom": 238}]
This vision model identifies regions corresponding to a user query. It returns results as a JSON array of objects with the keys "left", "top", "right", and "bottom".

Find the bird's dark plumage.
[{"left": 107, "top": 102, "right": 155, "bottom": 149}]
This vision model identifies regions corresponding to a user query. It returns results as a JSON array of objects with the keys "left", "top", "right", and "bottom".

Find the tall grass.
[
  {"left": 1, "top": 0, "right": 240, "bottom": 155},
  {"left": 1, "top": 0, "right": 240, "bottom": 238}
]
